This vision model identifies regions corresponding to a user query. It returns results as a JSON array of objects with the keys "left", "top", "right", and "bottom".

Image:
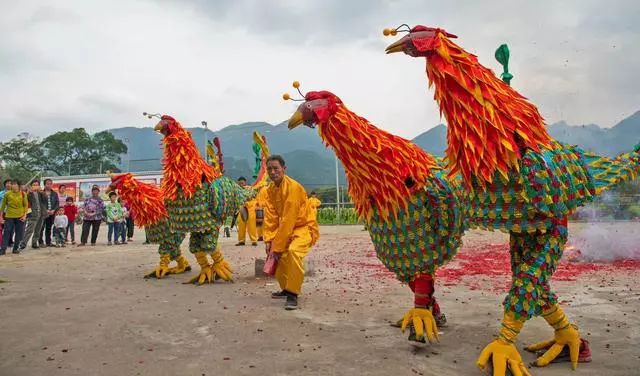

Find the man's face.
[
  {"left": 31, "top": 182, "right": 41, "bottom": 192},
  {"left": 4, "top": 181, "right": 10, "bottom": 190},
  {"left": 59, "top": 186, "right": 66, "bottom": 194},
  {"left": 10, "top": 182, "right": 19, "bottom": 192},
  {"left": 238, "top": 180, "right": 247, "bottom": 187},
  {"left": 45, "top": 180, "right": 53, "bottom": 190},
  {"left": 267, "top": 160, "right": 286, "bottom": 184},
  {"left": 92, "top": 189, "right": 100, "bottom": 198}
]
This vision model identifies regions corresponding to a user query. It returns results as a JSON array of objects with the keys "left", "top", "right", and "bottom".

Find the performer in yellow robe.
[
  {"left": 308, "top": 191, "right": 321, "bottom": 216},
  {"left": 255, "top": 186, "right": 268, "bottom": 241},
  {"left": 263, "top": 155, "right": 319, "bottom": 310},
  {"left": 235, "top": 177, "right": 258, "bottom": 246}
]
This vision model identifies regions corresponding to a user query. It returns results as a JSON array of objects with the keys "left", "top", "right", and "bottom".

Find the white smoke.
[{"left": 570, "top": 222, "right": 640, "bottom": 261}]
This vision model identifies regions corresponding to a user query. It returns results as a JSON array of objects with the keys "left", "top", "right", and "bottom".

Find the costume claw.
[
  {"left": 167, "top": 255, "right": 191, "bottom": 274},
  {"left": 477, "top": 340, "right": 532, "bottom": 376},
  {"left": 400, "top": 308, "right": 439, "bottom": 344},
  {"left": 526, "top": 324, "right": 582, "bottom": 370},
  {"left": 185, "top": 265, "right": 214, "bottom": 285},
  {"left": 144, "top": 254, "right": 171, "bottom": 279},
  {"left": 211, "top": 251, "right": 233, "bottom": 282}
]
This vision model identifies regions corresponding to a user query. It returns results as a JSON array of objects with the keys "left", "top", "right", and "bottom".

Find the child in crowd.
[
  {"left": 53, "top": 207, "right": 68, "bottom": 247},
  {"left": 63, "top": 197, "right": 78, "bottom": 244},
  {"left": 105, "top": 192, "right": 123, "bottom": 245}
]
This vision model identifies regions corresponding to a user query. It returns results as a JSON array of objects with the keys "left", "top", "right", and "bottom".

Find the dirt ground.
[{"left": 0, "top": 224, "right": 638, "bottom": 376}]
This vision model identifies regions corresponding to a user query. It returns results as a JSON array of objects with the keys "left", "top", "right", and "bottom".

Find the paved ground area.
[{"left": 0, "top": 224, "right": 638, "bottom": 376}]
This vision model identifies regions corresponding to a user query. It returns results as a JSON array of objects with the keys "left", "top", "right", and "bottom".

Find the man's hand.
[
  {"left": 20, "top": 215, "right": 27, "bottom": 222},
  {"left": 265, "top": 242, "right": 272, "bottom": 256},
  {"left": 0, "top": 216, "right": 4, "bottom": 225}
]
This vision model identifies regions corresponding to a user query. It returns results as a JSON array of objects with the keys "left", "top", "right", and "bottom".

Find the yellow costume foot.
[
  {"left": 525, "top": 305, "right": 582, "bottom": 370},
  {"left": 144, "top": 254, "right": 171, "bottom": 279},
  {"left": 211, "top": 250, "right": 233, "bottom": 282},
  {"left": 477, "top": 312, "right": 531, "bottom": 376},
  {"left": 477, "top": 339, "right": 532, "bottom": 376},
  {"left": 168, "top": 255, "right": 192, "bottom": 274},
  {"left": 184, "top": 251, "right": 213, "bottom": 285},
  {"left": 400, "top": 308, "right": 439, "bottom": 344}
]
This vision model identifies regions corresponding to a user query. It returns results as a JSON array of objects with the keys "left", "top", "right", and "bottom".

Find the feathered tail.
[{"left": 584, "top": 143, "right": 640, "bottom": 194}]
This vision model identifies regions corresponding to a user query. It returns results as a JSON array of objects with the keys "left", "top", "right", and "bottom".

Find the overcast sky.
[{"left": 1, "top": 0, "right": 638, "bottom": 141}]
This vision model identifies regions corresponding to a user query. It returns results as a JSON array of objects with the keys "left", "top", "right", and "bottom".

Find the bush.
[{"left": 317, "top": 207, "right": 362, "bottom": 225}]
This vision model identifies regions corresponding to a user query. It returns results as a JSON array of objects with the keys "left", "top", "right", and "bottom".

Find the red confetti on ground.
[{"left": 346, "top": 243, "right": 640, "bottom": 293}]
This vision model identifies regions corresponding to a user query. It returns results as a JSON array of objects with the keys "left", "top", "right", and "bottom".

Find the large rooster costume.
[
  {"left": 385, "top": 25, "right": 640, "bottom": 374},
  {"left": 285, "top": 84, "right": 467, "bottom": 343},
  {"left": 108, "top": 173, "right": 189, "bottom": 278},
  {"left": 150, "top": 114, "right": 258, "bottom": 285}
]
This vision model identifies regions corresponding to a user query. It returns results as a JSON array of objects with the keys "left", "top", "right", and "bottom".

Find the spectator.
[
  {"left": 57, "top": 184, "right": 68, "bottom": 203},
  {"left": 0, "top": 179, "right": 12, "bottom": 248},
  {"left": 20, "top": 180, "right": 47, "bottom": 250},
  {"left": 105, "top": 192, "right": 124, "bottom": 245},
  {"left": 53, "top": 207, "right": 68, "bottom": 247},
  {"left": 78, "top": 186, "right": 104, "bottom": 247},
  {"left": 63, "top": 196, "right": 78, "bottom": 244},
  {"left": 123, "top": 199, "right": 134, "bottom": 242},
  {"left": 40, "top": 179, "right": 60, "bottom": 247},
  {"left": 0, "top": 180, "right": 29, "bottom": 255},
  {"left": 118, "top": 198, "right": 128, "bottom": 245}
]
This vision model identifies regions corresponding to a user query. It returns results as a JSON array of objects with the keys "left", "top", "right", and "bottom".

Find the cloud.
[{"left": 0, "top": 0, "right": 639, "bottom": 143}]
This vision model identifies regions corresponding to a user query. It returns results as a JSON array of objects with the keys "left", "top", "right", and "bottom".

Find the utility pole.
[{"left": 335, "top": 154, "right": 340, "bottom": 222}]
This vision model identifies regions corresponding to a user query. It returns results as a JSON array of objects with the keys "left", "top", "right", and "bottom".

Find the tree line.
[{"left": 0, "top": 128, "right": 127, "bottom": 183}]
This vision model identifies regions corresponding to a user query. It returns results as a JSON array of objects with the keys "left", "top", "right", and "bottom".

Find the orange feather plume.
[
  {"left": 318, "top": 104, "right": 438, "bottom": 221},
  {"left": 160, "top": 119, "right": 219, "bottom": 200},
  {"left": 113, "top": 174, "right": 168, "bottom": 227},
  {"left": 425, "top": 34, "right": 552, "bottom": 187}
]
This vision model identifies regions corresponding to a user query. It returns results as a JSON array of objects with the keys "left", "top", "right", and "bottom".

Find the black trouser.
[
  {"left": 80, "top": 220, "right": 101, "bottom": 245},
  {"left": 1, "top": 218, "right": 25, "bottom": 253},
  {"left": 65, "top": 223, "right": 75, "bottom": 242},
  {"left": 43, "top": 214, "right": 55, "bottom": 246},
  {"left": 126, "top": 218, "right": 134, "bottom": 239}
]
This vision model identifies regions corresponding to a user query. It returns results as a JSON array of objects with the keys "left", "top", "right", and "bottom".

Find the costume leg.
[
  {"left": 237, "top": 214, "right": 247, "bottom": 244},
  {"left": 247, "top": 208, "right": 258, "bottom": 243}
]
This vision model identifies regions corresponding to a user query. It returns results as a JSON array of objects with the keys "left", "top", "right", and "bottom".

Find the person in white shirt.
[{"left": 53, "top": 207, "right": 68, "bottom": 247}]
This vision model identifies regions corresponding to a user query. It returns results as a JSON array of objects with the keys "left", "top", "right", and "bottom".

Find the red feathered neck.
[
  {"left": 115, "top": 174, "right": 168, "bottom": 227},
  {"left": 160, "top": 117, "right": 219, "bottom": 200},
  {"left": 424, "top": 34, "right": 552, "bottom": 187},
  {"left": 317, "top": 103, "right": 438, "bottom": 221}
]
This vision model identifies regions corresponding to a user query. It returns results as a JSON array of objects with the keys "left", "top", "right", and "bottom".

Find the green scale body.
[
  {"left": 145, "top": 219, "right": 185, "bottom": 259},
  {"left": 466, "top": 141, "right": 640, "bottom": 320},
  {"left": 165, "top": 176, "right": 257, "bottom": 253},
  {"left": 367, "top": 170, "right": 468, "bottom": 283}
]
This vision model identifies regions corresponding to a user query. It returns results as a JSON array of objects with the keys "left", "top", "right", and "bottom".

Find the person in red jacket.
[{"left": 63, "top": 197, "right": 78, "bottom": 244}]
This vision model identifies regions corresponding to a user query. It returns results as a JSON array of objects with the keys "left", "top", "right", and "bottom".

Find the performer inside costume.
[
  {"left": 384, "top": 24, "right": 640, "bottom": 374},
  {"left": 284, "top": 83, "right": 468, "bottom": 340}
]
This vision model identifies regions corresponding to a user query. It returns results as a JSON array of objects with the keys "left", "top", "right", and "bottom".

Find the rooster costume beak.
[{"left": 288, "top": 111, "right": 304, "bottom": 129}]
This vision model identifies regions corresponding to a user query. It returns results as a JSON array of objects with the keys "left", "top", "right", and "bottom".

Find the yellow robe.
[
  {"left": 255, "top": 187, "right": 269, "bottom": 239},
  {"left": 263, "top": 176, "right": 319, "bottom": 295},
  {"left": 237, "top": 197, "right": 258, "bottom": 243},
  {"left": 308, "top": 197, "right": 321, "bottom": 216}
]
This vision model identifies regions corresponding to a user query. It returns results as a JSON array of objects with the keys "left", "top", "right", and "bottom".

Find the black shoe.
[
  {"left": 251, "top": 242, "right": 258, "bottom": 246},
  {"left": 258, "top": 236, "right": 264, "bottom": 241},
  {"left": 12, "top": 250, "right": 20, "bottom": 255},
  {"left": 235, "top": 242, "right": 245, "bottom": 246},
  {"left": 18, "top": 244, "right": 26, "bottom": 251},
  {"left": 285, "top": 294, "right": 298, "bottom": 310},
  {"left": 32, "top": 245, "right": 40, "bottom": 249},
  {"left": 271, "top": 291, "right": 288, "bottom": 299}
]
